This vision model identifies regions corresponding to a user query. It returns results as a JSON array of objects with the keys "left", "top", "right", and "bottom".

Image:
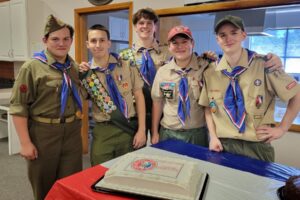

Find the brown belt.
[{"left": 32, "top": 115, "right": 77, "bottom": 124}]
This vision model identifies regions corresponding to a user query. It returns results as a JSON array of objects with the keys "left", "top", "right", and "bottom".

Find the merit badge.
[
  {"left": 255, "top": 95, "right": 263, "bottom": 108},
  {"left": 122, "top": 82, "right": 129, "bottom": 89},
  {"left": 286, "top": 81, "right": 297, "bottom": 90},
  {"left": 209, "top": 98, "right": 217, "bottom": 113},
  {"left": 160, "top": 82, "right": 175, "bottom": 99},
  {"left": 254, "top": 79, "right": 262, "bottom": 86},
  {"left": 19, "top": 84, "right": 28, "bottom": 93}
]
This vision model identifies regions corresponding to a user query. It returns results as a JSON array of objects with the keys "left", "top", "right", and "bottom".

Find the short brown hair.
[
  {"left": 87, "top": 24, "right": 110, "bottom": 40},
  {"left": 132, "top": 8, "right": 159, "bottom": 25}
]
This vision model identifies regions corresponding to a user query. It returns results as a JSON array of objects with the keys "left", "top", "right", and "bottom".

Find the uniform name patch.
[{"left": 286, "top": 81, "right": 297, "bottom": 90}]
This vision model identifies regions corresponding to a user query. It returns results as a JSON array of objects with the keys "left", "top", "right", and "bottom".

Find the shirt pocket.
[
  {"left": 45, "top": 76, "right": 62, "bottom": 90},
  {"left": 247, "top": 85, "right": 266, "bottom": 127},
  {"left": 207, "top": 92, "right": 223, "bottom": 114},
  {"left": 189, "top": 79, "right": 201, "bottom": 101},
  {"left": 160, "top": 82, "right": 176, "bottom": 101}
]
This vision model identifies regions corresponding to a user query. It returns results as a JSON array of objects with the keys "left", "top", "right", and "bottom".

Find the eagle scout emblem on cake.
[
  {"left": 132, "top": 159, "right": 157, "bottom": 171},
  {"left": 160, "top": 82, "right": 175, "bottom": 99}
]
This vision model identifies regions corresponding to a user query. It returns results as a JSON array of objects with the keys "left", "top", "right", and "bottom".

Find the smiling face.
[
  {"left": 86, "top": 29, "right": 111, "bottom": 60},
  {"left": 216, "top": 23, "right": 246, "bottom": 55},
  {"left": 43, "top": 27, "right": 73, "bottom": 63},
  {"left": 134, "top": 17, "right": 156, "bottom": 40},
  {"left": 168, "top": 35, "right": 194, "bottom": 65}
]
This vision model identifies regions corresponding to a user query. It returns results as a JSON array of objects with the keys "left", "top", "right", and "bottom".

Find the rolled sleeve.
[
  {"left": 9, "top": 65, "right": 35, "bottom": 117},
  {"left": 266, "top": 70, "right": 300, "bottom": 102}
]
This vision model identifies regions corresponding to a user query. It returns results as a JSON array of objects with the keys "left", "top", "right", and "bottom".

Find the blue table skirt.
[{"left": 152, "top": 139, "right": 300, "bottom": 182}]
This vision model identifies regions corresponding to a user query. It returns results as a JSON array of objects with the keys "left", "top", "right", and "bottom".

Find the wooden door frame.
[
  {"left": 155, "top": 0, "right": 300, "bottom": 132},
  {"left": 74, "top": 2, "right": 133, "bottom": 153}
]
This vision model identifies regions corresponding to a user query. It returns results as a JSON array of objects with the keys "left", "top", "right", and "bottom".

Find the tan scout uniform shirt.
[
  {"left": 130, "top": 40, "right": 171, "bottom": 71},
  {"left": 199, "top": 48, "right": 300, "bottom": 142},
  {"left": 152, "top": 53, "right": 207, "bottom": 130},
  {"left": 10, "top": 50, "right": 80, "bottom": 118},
  {"left": 91, "top": 54, "right": 144, "bottom": 122}
]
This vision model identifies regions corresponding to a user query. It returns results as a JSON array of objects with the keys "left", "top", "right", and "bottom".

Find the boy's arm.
[
  {"left": 12, "top": 115, "right": 38, "bottom": 160},
  {"left": 151, "top": 100, "right": 163, "bottom": 144},
  {"left": 256, "top": 92, "right": 300, "bottom": 143},
  {"left": 132, "top": 88, "right": 146, "bottom": 149},
  {"left": 204, "top": 107, "right": 223, "bottom": 152}
]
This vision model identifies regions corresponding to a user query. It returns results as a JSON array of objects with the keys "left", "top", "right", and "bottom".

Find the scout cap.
[
  {"left": 167, "top": 25, "right": 193, "bottom": 41},
  {"left": 214, "top": 15, "right": 245, "bottom": 33},
  {"left": 44, "top": 14, "right": 71, "bottom": 36}
]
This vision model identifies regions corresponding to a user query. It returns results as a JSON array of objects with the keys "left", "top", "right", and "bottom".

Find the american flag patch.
[{"left": 286, "top": 81, "right": 297, "bottom": 90}]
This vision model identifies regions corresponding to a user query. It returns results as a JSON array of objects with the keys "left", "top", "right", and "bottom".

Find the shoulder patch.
[{"left": 119, "top": 48, "right": 136, "bottom": 66}]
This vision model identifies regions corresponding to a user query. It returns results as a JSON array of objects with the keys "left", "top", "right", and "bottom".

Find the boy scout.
[
  {"left": 199, "top": 15, "right": 300, "bottom": 162},
  {"left": 79, "top": 24, "right": 146, "bottom": 166},
  {"left": 151, "top": 25, "right": 210, "bottom": 147},
  {"left": 9, "top": 15, "right": 82, "bottom": 200},
  {"left": 119, "top": 8, "right": 170, "bottom": 144}
]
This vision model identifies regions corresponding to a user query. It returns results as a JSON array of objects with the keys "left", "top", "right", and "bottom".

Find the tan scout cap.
[
  {"left": 44, "top": 14, "right": 71, "bottom": 36},
  {"left": 215, "top": 15, "right": 245, "bottom": 33}
]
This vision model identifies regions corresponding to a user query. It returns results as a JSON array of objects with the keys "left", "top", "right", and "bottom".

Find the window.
[{"left": 249, "top": 29, "right": 300, "bottom": 125}]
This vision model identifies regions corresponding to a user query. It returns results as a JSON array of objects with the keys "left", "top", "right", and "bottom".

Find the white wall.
[{"left": 11, "top": 0, "right": 300, "bottom": 168}]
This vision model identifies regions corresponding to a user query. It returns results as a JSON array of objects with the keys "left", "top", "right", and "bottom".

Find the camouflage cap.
[
  {"left": 214, "top": 15, "right": 245, "bottom": 33},
  {"left": 44, "top": 14, "right": 70, "bottom": 36}
]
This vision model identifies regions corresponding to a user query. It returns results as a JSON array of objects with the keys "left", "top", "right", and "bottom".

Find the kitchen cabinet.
[
  {"left": 109, "top": 16, "right": 129, "bottom": 41},
  {"left": 0, "top": 0, "right": 29, "bottom": 61},
  {"left": 0, "top": 99, "right": 20, "bottom": 155}
]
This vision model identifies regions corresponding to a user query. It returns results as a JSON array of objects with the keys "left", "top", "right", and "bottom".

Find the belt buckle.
[{"left": 60, "top": 117, "right": 66, "bottom": 123}]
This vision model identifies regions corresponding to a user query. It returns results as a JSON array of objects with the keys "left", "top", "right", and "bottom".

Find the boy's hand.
[
  {"left": 256, "top": 125, "right": 286, "bottom": 143},
  {"left": 264, "top": 53, "right": 283, "bottom": 72},
  {"left": 209, "top": 136, "right": 223, "bottom": 152},
  {"left": 79, "top": 62, "right": 90, "bottom": 72}
]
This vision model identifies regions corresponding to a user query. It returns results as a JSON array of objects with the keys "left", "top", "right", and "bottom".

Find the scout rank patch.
[
  {"left": 209, "top": 97, "right": 217, "bottom": 113},
  {"left": 160, "top": 82, "right": 175, "bottom": 99},
  {"left": 119, "top": 48, "right": 136, "bottom": 66},
  {"left": 81, "top": 72, "right": 116, "bottom": 113}
]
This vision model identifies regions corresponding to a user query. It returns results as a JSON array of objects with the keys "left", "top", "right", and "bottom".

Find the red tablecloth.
[{"left": 45, "top": 165, "right": 135, "bottom": 200}]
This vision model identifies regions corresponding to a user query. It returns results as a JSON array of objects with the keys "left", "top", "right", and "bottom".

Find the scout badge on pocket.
[
  {"left": 209, "top": 97, "right": 217, "bottom": 113},
  {"left": 256, "top": 95, "right": 263, "bottom": 109},
  {"left": 160, "top": 82, "right": 175, "bottom": 99}
]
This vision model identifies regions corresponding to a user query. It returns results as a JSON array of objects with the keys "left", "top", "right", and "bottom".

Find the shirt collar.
[
  {"left": 215, "top": 48, "right": 252, "bottom": 71},
  {"left": 44, "top": 49, "right": 75, "bottom": 66},
  {"left": 90, "top": 53, "right": 118, "bottom": 69},
  {"left": 133, "top": 39, "right": 161, "bottom": 54},
  {"left": 169, "top": 53, "right": 199, "bottom": 72}
]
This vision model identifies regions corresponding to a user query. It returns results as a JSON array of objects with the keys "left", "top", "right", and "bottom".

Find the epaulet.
[
  {"left": 119, "top": 48, "right": 136, "bottom": 66},
  {"left": 254, "top": 53, "right": 268, "bottom": 61}
]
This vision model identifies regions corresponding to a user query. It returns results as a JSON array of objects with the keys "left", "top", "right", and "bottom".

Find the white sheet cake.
[{"left": 96, "top": 152, "right": 207, "bottom": 200}]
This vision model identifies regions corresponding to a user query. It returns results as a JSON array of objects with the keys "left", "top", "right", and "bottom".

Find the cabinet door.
[
  {"left": 109, "top": 16, "right": 128, "bottom": 41},
  {"left": 0, "top": 2, "right": 12, "bottom": 61},
  {"left": 10, "top": 0, "right": 28, "bottom": 61}
]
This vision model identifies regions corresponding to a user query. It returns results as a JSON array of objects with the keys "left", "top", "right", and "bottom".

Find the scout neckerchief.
[
  {"left": 220, "top": 49, "right": 255, "bottom": 133},
  {"left": 175, "top": 68, "right": 192, "bottom": 126},
  {"left": 33, "top": 51, "right": 82, "bottom": 116},
  {"left": 138, "top": 47, "right": 156, "bottom": 87},
  {"left": 93, "top": 53, "right": 129, "bottom": 119}
]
